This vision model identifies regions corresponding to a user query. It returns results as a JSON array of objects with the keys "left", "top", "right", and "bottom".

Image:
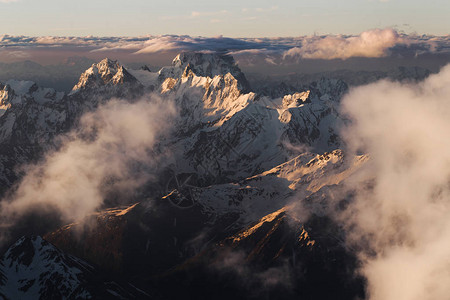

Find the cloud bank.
[
  {"left": 335, "top": 64, "right": 450, "bottom": 300},
  {"left": 0, "top": 96, "right": 176, "bottom": 241},
  {"left": 1, "top": 29, "right": 449, "bottom": 62},
  {"left": 284, "top": 28, "right": 401, "bottom": 60}
]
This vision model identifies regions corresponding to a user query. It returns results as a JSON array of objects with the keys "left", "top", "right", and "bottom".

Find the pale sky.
[{"left": 1, "top": 0, "right": 449, "bottom": 37}]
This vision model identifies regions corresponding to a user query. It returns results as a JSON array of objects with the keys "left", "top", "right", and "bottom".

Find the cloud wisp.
[{"left": 0, "top": 95, "right": 177, "bottom": 242}]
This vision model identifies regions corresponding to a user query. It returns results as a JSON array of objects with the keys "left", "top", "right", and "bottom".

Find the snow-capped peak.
[
  {"left": 159, "top": 52, "right": 250, "bottom": 92},
  {"left": 0, "top": 83, "right": 14, "bottom": 107},
  {"left": 96, "top": 57, "right": 120, "bottom": 76},
  {"left": 172, "top": 52, "right": 238, "bottom": 78},
  {"left": 282, "top": 91, "right": 311, "bottom": 108},
  {"left": 71, "top": 58, "right": 139, "bottom": 93},
  {"left": 0, "top": 80, "right": 64, "bottom": 118}
]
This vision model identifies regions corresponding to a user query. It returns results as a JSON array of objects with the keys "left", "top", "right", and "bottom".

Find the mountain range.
[{"left": 0, "top": 51, "right": 419, "bottom": 299}]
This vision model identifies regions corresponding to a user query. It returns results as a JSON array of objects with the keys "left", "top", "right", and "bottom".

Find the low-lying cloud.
[
  {"left": 0, "top": 95, "right": 176, "bottom": 241},
  {"left": 333, "top": 64, "right": 450, "bottom": 299}
]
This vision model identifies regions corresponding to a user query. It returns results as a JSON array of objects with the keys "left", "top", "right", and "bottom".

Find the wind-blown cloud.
[
  {"left": 330, "top": 64, "right": 450, "bottom": 300},
  {"left": 284, "top": 28, "right": 402, "bottom": 60},
  {"left": 0, "top": 96, "right": 176, "bottom": 241}
]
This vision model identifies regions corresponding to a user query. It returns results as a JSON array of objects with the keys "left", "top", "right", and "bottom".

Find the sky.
[{"left": 1, "top": 0, "right": 449, "bottom": 37}]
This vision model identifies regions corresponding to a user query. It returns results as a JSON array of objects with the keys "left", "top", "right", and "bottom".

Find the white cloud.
[
  {"left": 134, "top": 36, "right": 194, "bottom": 54},
  {"left": 335, "top": 64, "right": 450, "bottom": 300},
  {"left": 284, "top": 28, "right": 402, "bottom": 60},
  {"left": 34, "top": 36, "right": 92, "bottom": 45}
]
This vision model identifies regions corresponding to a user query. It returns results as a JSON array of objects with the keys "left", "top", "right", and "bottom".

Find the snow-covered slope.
[
  {"left": 0, "top": 80, "right": 68, "bottom": 194},
  {"left": 0, "top": 59, "right": 142, "bottom": 194},
  {"left": 0, "top": 80, "right": 66, "bottom": 143},
  {"left": 146, "top": 53, "right": 346, "bottom": 182},
  {"left": 173, "top": 149, "right": 368, "bottom": 227},
  {"left": 159, "top": 52, "right": 250, "bottom": 91},
  {"left": 0, "top": 236, "right": 94, "bottom": 299},
  {"left": 0, "top": 236, "right": 149, "bottom": 299}
]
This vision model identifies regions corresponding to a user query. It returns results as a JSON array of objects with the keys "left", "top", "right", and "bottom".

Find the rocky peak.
[
  {"left": 96, "top": 57, "right": 120, "bottom": 77},
  {"left": 71, "top": 58, "right": 139, "bottom": 93},
  {"left": 0, "top": 83, "right": 14, "bottom": 106},
  {"left": 5, "top": 80, "right": 38, "bottom": 96},
  {"left": 3, "top": 80, "right": 64, "bottom": 106},
  {"left": 173, "top": 52, "right": 236, "bottom": 77},
  {"left": 161, "top": 52, "right": 251, "bottom": 92},
  {"left": 282, "top": 91, "right": 311, "bottom": 107}
]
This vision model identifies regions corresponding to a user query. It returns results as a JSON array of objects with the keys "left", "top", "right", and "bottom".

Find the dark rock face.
[
  {"left": 150, "top": 210, "right": 365, "bottom": 300},
  {"left": 44, "top": 201, "right": 213, "bottom": 277},
  {"left": 40, "top": 201, "right": 364, "bottom": 300}
]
